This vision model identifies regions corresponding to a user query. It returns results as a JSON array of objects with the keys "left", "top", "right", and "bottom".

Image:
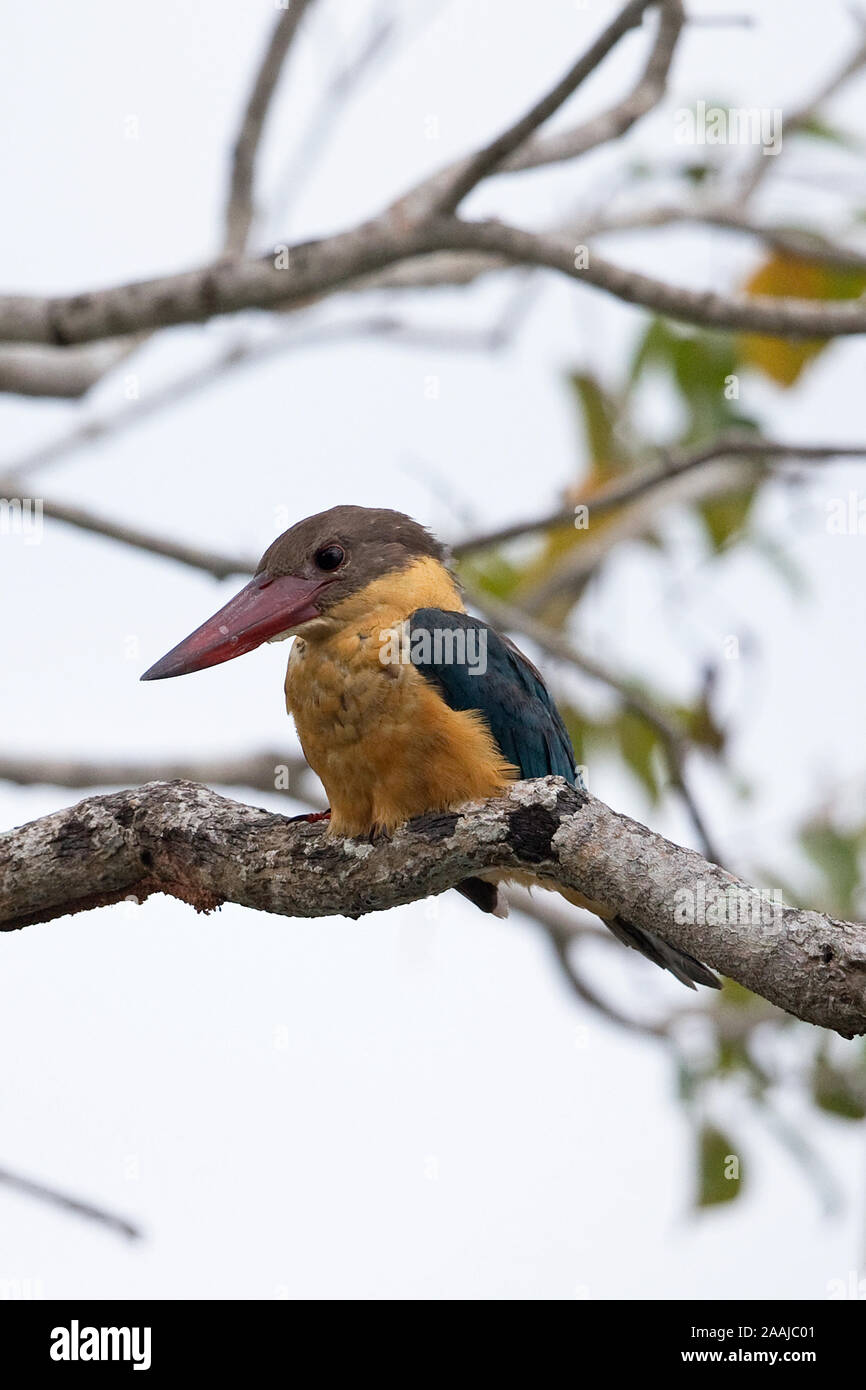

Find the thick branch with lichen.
[{"left": 2, "top": 777, "right": 864, "bottom": 1037}]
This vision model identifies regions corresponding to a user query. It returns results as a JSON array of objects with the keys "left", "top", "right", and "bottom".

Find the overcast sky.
[{"left": 1, "top": 0, "right": 865, "bottom": 1299}]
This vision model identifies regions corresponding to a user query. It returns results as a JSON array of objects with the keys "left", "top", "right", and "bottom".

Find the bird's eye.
[{"left": 314, "top": 544, "right": 345, "bottom": 572}]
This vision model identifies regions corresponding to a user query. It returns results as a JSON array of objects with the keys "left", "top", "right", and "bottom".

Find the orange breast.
[
  {"left": 283, "top": 561, "right": 515, "bottom": 836},
  {"left": 285, "top": 633, "right": 514, "bottom": 836}
]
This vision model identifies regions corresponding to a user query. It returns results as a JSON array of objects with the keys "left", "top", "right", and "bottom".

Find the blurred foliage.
[
  {"left": 457, "top": 311, "right": 771, "bottom": 798},
  {"left": 739, "top": 253, "right": 866, "bottom": 386},
  {"left": 456, "top": 265, "right": 866, "bottom": 1210},
  {"left": 681, "top": 813, "right": 866, "bottom": 1208},
  {"left": 696, "top": 1124, "right": 744, "bottom": 1208}
]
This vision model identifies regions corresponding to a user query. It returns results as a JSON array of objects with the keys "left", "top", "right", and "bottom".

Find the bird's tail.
[
  {"left": 455, "top": 876, "right": 509, "bottom": 919},
  {"left": 460, "top": 873, "right": 720, "bottom": 990},
  {"left": 553, "top": 883, "right": 719, "bottom": 989},
  {"left": 603, "top": 912, "right": 720, "bottom": 990}
]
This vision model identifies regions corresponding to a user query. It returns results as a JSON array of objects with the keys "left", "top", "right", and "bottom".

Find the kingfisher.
[{"left": 142, "top": 505, "right": 718, "bottom": 990}]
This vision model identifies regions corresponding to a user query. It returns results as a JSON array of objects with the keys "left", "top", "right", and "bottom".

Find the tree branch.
[
  {"left": 4, "top": 1, "right": 865, "bottom": 396},
  {"left": 431, "top": 219, "right": 866, "bottom": 337},
  {"left": 1, "top": 313, "right": 513, "bottom": 484},
  {"left": 224, "top": 0, "right": 318, "bottom": 254},
  {"left": 0, "top": 1164, "right": 140, "bottom": 1242},
  {"left": 7, "top": 210, "right": 866, "bottom": 348},
  {"left": 452, "top": 436, "right": 866, "bottom": 556},
  {"left": 0, "top": 0, "right": 317, "bottom": 401},
  {"left": 0, "top": 339, "right": 139, "bottom": 400},
  {"left": 421, "top": 0, "right": 664, "bottom": 217},
  {"left": 267, "top": 0, "right": 401, "bottom": 228},
  {"left": 500, "top": 0, "right": 683, "bottom": 173},
  {"left": 2, "top": 777, "right": 863, "bottom": 1037},
  {"left": 0, "top": 751, "right": 320, "bottom": 801},
  {"left": 0, "top": 479, "right": 257, "bottom": 580}
]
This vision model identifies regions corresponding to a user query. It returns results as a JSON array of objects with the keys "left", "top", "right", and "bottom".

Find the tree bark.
[{"left": 2, "top": 777, "right": 864, "bottom": 1037}]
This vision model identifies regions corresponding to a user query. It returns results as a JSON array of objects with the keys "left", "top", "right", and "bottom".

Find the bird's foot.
[{"left": 289, "top": 808, "right": 331, "bottom": 824}]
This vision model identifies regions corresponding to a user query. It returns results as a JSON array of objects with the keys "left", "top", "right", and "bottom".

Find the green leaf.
[
  {"left": 683, "top": 162, "right": 711, "bottom": 184},
  {"left": 627, "top": 317, "right": 680, "bottom": 390},
  {"left": 678, "top": 696, "right": 726, "bottom": 754},
  {"left": 568, "top": 372, "right": 625, "bottom": 480},
  {"left": 698, "top": 486, "right": 756, "bottom": 551},
  {"left": 616, "top": 710, "right": 661, "bottom": 802},
  {"left": 719, "top": 978, "right": 758, "bottom": 1009},
  {"left": 813, "top": 1053, "right": 866, "bottom": 1121},
  {"left": 455, "top": 553, "right": 523, "bottom": 602},
  {"left": 799, "top": 823, "right": 861, "bottom": 919},
  {"left": 697, "top": 1124, "right": 744, "bottom": 1207},
  {"left": 794, "top": 115, "right": 860, "bottom": 150},
  {"left": 558, "top": 703, "right": 586, "bottom": 765},
  {"left": 626, "top": 318, "right": 759, "bottom": 441}
]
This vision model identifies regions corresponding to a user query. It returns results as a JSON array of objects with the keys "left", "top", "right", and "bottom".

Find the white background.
[{"left": 1, "top": 0, "right": 865, "bottom": 1299}]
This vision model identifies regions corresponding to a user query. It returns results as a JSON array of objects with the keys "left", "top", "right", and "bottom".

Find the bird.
[{"left": 142, "top": 505, "right": 719, "bottom": 990}]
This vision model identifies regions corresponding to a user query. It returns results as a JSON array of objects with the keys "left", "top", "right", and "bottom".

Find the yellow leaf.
[{"left": 738, "top": 253, "right": 866, "bottom": 387}]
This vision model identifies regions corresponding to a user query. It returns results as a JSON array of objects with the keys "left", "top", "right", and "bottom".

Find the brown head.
[{"left": 141, "top": 505, "right": 447, "bottom": 680}]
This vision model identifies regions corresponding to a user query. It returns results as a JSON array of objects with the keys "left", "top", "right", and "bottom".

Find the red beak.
[{"left": 141, "top": 572, "right": 329, "bottom": 681}]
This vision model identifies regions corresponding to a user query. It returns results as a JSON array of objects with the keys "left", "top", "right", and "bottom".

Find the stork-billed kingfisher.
[{"left": 142, "top": 505, "right": 718, "bottom": 990}]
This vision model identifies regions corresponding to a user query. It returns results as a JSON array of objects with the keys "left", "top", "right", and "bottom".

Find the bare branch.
[
  {"left": 514, "top": 439, "right": 866, "bottom": 613},
  {"left": 0, "top": 1164, "right": 140, "bottom": 1242},
  {"left": 268, "top": 1, "right": 400, "bottom": 227},
  {"left": 0, "top": 0, "right": 317, "bottom": 400},
  {"left": 7, "top": 210, "right": 866, "bottom": 348},
  {"left": 0, "top": 218, "right": 436, "bottom": 345},
  {"left": 614, "top": 205, "right": 866, "bottom": 274},
  {"left": 0, "top": 750, "right": 320, "bottom": 802},
  {"left": 224, "top": 0, "right": 318, "bottom": 254},
  {"left": 0, "top": 339, "right": 138, "bottom": 400},
  {"left": 2, "top": 778, "right": 863, "bottom": 1036},
  {"left": 0, "top": 747, "right": 716, "bottom": 1039},
  {"left": 358, "top": 202, "right": 866, "bottom": 293},
  {"left": 495, "top": 0, "right": 684, "bottom": 173},
  {"left": 0, "top": 477, "right": 256, "bottom": 579},
  {"left": 1, "top": 313, "right": 509, "bottom": 483},
  {"left": 421, "top": 0, "right": 664, "bottom": 217},
  {"left": 452, "top": 435, "right": 866, "bottom": 556},
  {"left": 4, "top": 1, "right": 865, "bottom": 399},
  {"left": 736, "top": 28, "right": 866, "bottom": 203},
  {"left": 430, "top": 218, "right": 866, "bottom": 337}
]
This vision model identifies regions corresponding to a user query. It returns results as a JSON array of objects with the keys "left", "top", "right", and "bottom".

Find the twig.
[
  {"left": 1, "top": 313, "right": 518, "bottom": 484},
  {"left": 424, "top": 0, "right": 664, "bottom": 216},
  {"left": 0, "top": 0, "right": 317, "bottom": 401},
  {"left": 0, "top": 479, "right": 256, "bottom": 579},
  {"left": 224, "top": 0, "right": 318, "bottom": 254},
  {"left": 452, "top": 436, "right": 866, "bottom": 556},
  {"left": 736, "top": 29, "right": 866, "bottom": 203},
  {"left": 0, "top": 1163, "right": 140, "bottom": 1241},
  {"left": 501, "top": 0, "right": 684, "bottom": 173},
  {"left": 268, "top": 2, "right": 399, "bottom": 230},
  {"left": 0, "top": 751, "right": 320, "bottom": 802}
]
